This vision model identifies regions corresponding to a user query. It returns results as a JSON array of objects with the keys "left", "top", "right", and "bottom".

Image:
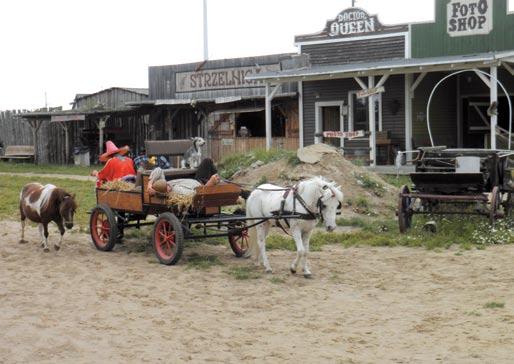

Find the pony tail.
[{"left": 244, "top": 227, "right": 259, "bottom": 258}]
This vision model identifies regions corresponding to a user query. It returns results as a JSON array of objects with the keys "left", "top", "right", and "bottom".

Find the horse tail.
[
  {"left": 243, "top": 192, "right": 260, "bottom": 259},
  {"left": 244, "top": 226, "right": 259, "bottom": 258}
]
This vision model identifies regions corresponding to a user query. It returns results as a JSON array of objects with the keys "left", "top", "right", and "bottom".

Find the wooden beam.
[
  {"left": 354, "top": 77, "right": 367, "bottom": 90},
  {"left": 503, "top": 62, "right": 514, "bottom": 76},
  {"left": 375, "top": 74, "right": 390, "bottom": 89},
  {"left": 410, "top": 72, "right": 427, "bottom": 94},
  {"left": 474, "top": 69, "right": 491, "bottom": 89}
]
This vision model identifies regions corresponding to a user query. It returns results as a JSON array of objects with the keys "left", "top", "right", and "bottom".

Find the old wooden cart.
[
  {"left": 89, "top": 168, "right": 256, "bottom": 265},
  {"left": 398, "top": 147, "right": 514, "bottom": 233}
]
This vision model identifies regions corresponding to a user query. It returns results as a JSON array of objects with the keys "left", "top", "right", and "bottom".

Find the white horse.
[{"left": 245, "top": 176, "right": 343, "bottom": 278}]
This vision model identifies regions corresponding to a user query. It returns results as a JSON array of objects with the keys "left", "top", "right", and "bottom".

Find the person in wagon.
[
  {"left": 91, "top": 140, "right": 136, "bottom": 187},
  {"left": 147, "top": 158, "right": 221, "bottom": 196}
]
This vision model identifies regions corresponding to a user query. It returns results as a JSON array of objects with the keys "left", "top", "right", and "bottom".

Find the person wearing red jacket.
[{"left": 91, "top": 141, "right": 136, "bottom": 187}]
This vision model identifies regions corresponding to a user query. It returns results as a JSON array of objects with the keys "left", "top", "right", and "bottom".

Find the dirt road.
[{"left": 1, "top": 220, "right": 514, "bottom": 363}]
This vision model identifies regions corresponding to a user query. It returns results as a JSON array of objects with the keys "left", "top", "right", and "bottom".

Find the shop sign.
[
  {"left": 356, "top": 86, "right": 385, "bottom": 99},
  {"left": 316, "top": 130, "right": 366, "bottom": 139},
  {"left": 328, "top": 9, "right": 381, "bottom": 37},
  {"left": 176, "top": 64, "right": 280, "bottom": 93},
  {"left": 447, "top": 0, "right": 493, "bottom": 37}
]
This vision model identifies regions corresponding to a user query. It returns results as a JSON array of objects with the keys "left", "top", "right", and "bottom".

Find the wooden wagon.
[
  {"left": 89, "top": 167, "right": 254, "bottom": 265},
  {"left": 398, "top": 147, "right": 514, "bottom": 233}
]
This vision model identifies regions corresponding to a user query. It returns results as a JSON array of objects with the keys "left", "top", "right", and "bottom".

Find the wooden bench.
[
  {"left": 145, "top": 140, "right": 192, "bottom": 168},
  {"left": 0, "top": 145, "right": 35, "bottom": 162}
]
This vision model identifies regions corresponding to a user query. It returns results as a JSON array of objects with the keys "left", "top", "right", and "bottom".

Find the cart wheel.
[
  {"left": 152, "top": 212, "right": 184, "bottom": 265},
  {"left": 398, "top": 185, "right": 412, "bottom": 233},
  {"left": 490, "top": 187, "right": 501, "bottom": 225},
  {"left": 90, "top": 204, "right": 118, "bottom": 252},
  {"left": 228, "top": 228, "right": 249, "bottom": 258}
]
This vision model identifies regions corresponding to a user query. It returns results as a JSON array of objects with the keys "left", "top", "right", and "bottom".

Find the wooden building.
[
  {"left": 249, "top": 0, "right": 514, "bottom": 165},
  {"left": 135, "top": 54, "right": 300, "bottom": 161},
  {"left": 17, "top": 87, "right": 150, "bottom": 164}
]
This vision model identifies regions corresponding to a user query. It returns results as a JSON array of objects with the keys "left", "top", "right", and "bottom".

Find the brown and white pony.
[{"left": 19, "top": 183, "right": 77, "bottom": 252}]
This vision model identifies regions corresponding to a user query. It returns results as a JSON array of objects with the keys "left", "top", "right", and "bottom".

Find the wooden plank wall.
[
  {"left": 0, "top": 110, "right": 69, "bottom": 164},
  {"left": 209, "top": 137, "right": 299, "bottom": 162},
  {"left": 73, "top": 88, "right": 148, "bottom": 110},
  {"left": 149, "top": 53, "right": 298, "bottom": 101}
]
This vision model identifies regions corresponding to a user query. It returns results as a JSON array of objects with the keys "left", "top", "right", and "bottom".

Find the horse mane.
[
  {"left": 298, "top": 176, "right": 343, "bottom": 202},
  {"left": 53, "top": 188, "right": 77, "bottom": 209}
]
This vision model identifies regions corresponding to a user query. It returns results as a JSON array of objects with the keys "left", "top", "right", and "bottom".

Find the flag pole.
[{"left": 203, "top": 0, "right": 209, "bottom": 60}]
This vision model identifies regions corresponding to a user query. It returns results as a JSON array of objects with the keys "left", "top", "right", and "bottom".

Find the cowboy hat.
[{"left": 99, "top": 140, "right": 130, "bottom": 162}]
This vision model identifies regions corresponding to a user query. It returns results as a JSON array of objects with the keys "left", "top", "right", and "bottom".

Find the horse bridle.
[
  {"left": 60, "top": 196, "right": 74, "bottom": 225},
  {"left": 286, "top": 185, "right": 342, "bottom": 221}
]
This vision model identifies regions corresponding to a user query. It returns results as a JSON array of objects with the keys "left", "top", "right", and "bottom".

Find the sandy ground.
[{"left": 1, "top": 221, "right": 514, "bottom": 363}]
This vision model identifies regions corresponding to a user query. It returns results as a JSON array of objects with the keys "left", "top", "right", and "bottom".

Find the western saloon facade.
[
  {"left": 139, "top": 54, "right": 300, "bottom": 162},
  {"left": 249, "top": 0, "right": 514, "bottom": 166}
]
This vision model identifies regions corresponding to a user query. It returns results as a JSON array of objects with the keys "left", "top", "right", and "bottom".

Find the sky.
[{"left": 0, "top": 0, "right": 513, "bottom": 110}]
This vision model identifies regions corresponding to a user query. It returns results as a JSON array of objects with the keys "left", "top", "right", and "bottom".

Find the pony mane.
[{"left": 299, "top": 176, "right": 343, "bottom": 202}]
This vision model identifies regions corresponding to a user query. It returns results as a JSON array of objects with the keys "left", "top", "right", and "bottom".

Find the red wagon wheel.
[
  {"left": 398, "top": 185, "right": 413, "bottom": 233},
  {"left": 90, "top": 204, "right": 118, "bottom": 252},
  {"left": 228, "top": 227, "right": 249, "bottom": 258},
  {"left": 152, "top": 212, "right": 184, "bottom": 265},
  {"left": 490, "top": 186, "right": 501, "bottom": 225}
]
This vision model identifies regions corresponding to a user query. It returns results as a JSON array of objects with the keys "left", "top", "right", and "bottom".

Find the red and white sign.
[
  {"left": 356, "top": 86, "right": 385, "bottom": 99},
  {"left": 319, "top": 130, "right": 366, "bottom": 139}
]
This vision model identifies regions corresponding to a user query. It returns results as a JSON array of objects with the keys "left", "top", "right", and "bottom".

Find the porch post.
[
  {"left": 298, "top": 81, "right": 304, "bottom": 149},
  {"left": 490, "top": 65, "right": 498, "bottom": 149},
  {"left": 265, "top": 83, "right": 281, "bottom": 151},
  {"left": 97, "top": 117, "right": 107, "bottom": 156},
  {"left": 368, "top": 76, "right": 376, "bottom": 167},
  {"left": 265, "top": 83, "right": 272, "bottom": 151},
  {"left": 405, "top": 74, "right": 413, "bottom": 158}
]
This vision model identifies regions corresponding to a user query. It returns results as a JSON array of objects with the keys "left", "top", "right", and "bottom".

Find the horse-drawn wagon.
[
  {"left": 90, "top": 168, "right": 254, "bottom": 265},
  {"left": 397, "top": 147, "right": 514, "bottom": 232}
]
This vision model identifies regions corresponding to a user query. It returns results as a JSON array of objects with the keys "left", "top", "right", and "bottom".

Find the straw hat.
[
  {"left": 152, "top": 179, "right": 168, "bottom": 194},
  {"left": 99, "top": 141, "right": 129, "bottom": 162}
]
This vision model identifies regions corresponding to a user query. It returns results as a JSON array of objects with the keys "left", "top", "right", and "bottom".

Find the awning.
[
  {"left": 50, "top": 114, "right": 85, "bottom": 123},
  {"left": 127, "top": 92, "right": 298, "bottom": 107},
  {"left": 246, "top": 51, "right": 514, "bottom": 84}
]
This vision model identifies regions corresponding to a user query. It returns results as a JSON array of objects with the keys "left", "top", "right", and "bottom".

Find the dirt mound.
[{"left": 231, "top": 144, "right": 398, "bottom": 217}]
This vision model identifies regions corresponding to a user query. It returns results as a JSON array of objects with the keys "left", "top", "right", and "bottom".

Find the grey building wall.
[
  {"left": 302, "top": 75, "right": 405, "bottom": 149},
  {"left": 149, "top": 54, "right": 298, "bottom": 101},
  {"left": 412, "top": 72, "right": 458, "bottom": 148},
  {"left": 301, "top": 36, "right": 406, "bottom": 66}
]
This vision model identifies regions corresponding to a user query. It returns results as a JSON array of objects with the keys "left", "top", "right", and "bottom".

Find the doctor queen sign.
[{"left": 447, "top": 0, "right": 493, "bottom": 37}]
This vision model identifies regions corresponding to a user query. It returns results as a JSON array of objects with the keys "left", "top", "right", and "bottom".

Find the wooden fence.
[{"left": 208, "top": 137, "right": 299, "bottom": 162}]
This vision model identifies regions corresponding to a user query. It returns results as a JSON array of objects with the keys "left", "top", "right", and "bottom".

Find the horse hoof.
[
  {"left": 290, "top": 268, "right": 297, "bottom": 274},
  {"left": 54, "top": 245, "right": 61, "bottom": 251},
  {"left": 303, "top": 273, "right": 313, "bottom": 279},
  {"left": 18, "top": 239, "right": 28, "bottom": 244},
  {"left": 43, "top": 247, "right": 50, "bottom": 253},
  {"left": 265, "top": 269, "right": 273, "bottom": 274}
]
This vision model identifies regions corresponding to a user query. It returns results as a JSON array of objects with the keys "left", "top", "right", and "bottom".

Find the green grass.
[
  {"left": 0, "top": 175, "right": 96, "bottom": 226},
  {"left": 265, "top": 215, "right": 514, "bottom": 252},
  {"left": 354, "top": 172, "right": 386, "bottom": 197},
  {"left": 186, "top": 253, "right": 223, "bottom": 270},
  {"left": 218, "top": 149, "right": 297, "bottom": 179},
  {"left": 226, "top": 266, "right": 261, "bottom": 280},
  {"left": 380, "top": 174, "right": 412, "bottom": 189},
  {"left": 0, "top": 161, "right": 99, "bottom": 176},
  {"left": 484, "top": 302, "right": 505, "bottom": 309}
]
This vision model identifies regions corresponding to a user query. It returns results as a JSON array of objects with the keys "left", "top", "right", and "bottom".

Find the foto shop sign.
[
  {"left": 327, "top": 9, "right": 382, "bottom": 37},
  {"left": 176, "top": 64, "right": 280, "bottom": 93},
  {"left": 447, "top": 0, "right": 493, "bottom": 37}
]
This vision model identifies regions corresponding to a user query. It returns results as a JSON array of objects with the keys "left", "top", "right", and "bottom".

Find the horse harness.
[{"left": 261, "top": 185, "right": 334, "bottom": 235}]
